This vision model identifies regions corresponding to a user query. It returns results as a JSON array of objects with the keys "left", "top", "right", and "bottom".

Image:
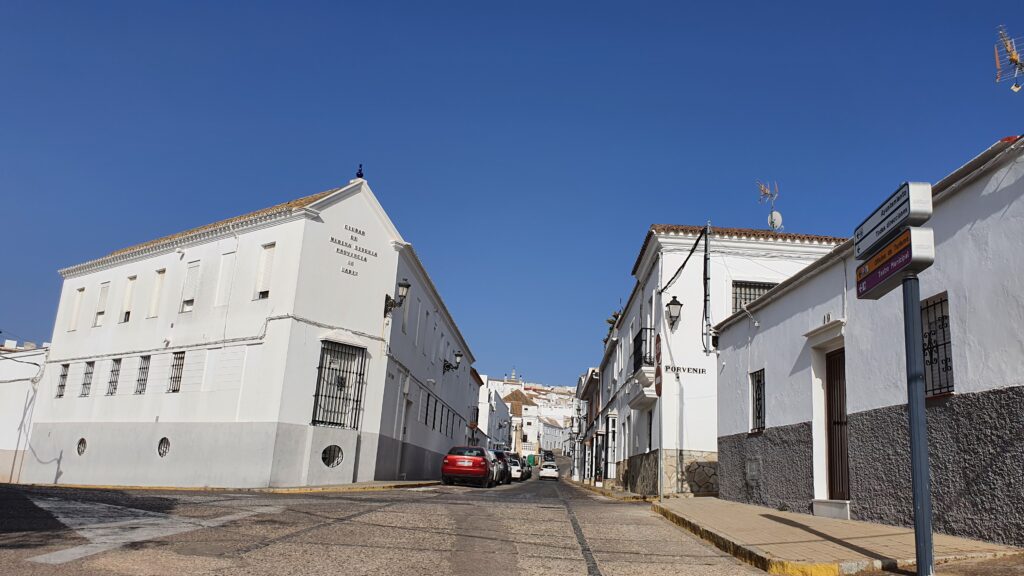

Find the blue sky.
[{"left": 1, "top": 2, "right": 1019, "bottom": 385}]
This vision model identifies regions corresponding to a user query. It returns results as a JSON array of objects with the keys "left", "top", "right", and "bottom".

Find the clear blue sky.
[{"left": 1, "top": 2, "right": 1019, "bottom": 385}]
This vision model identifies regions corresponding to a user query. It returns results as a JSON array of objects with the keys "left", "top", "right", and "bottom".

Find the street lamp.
[
  {"left": 666, "top": 296, "right": 683, "bottom": 327},
  {"left": 443, "top": 350, "right": 463, "bottom": 373},
  {"left": 383, "top": 279, "right": 412, "bottom": 317}
]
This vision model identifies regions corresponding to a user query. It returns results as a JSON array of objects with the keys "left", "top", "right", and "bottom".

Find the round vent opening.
[
  {"left": 76, "top": 438, "right": 87, "bottom": 456},
  {"left": 322, "top": 445, "right": 344, "bottom": 468},
  {"left": 157, "top": 437, "right": 170, "bottom": 458}
]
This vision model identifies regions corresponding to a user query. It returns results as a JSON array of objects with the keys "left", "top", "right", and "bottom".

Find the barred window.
[
  {"left": 733, "top": 281, "right": 777, "bottom": 314},
  {"left": 56, "top": 364, "right": 69, "bottom": 398},
  {"left": 312, "top": 341, "right": 368, "bottom": 429},
  {"left": 922, "top": 293, "right": 954, "bottom": 397},
  {"left": 168, "top": 352, "right": 185, "bottom": 393},
  {"left": 106, "top": 358, "right": 121, "bottom": 395},
  {"left": 135, "top": 355, "right": 151, "bottom": 394},
  {"left": 750, "top": 369, "right": 765, "bottom": 432},
  {"left": 80, "top": 362, "right": 95, "bottom": 397}
]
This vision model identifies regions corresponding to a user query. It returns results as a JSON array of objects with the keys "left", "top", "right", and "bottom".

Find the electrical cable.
[{"left": 658, "top": 229, "right": 705, "bottom": 294}]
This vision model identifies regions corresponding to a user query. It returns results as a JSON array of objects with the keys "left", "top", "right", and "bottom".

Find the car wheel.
[{"left": 442, "top": 476, "right": 452, "bottom": 485}]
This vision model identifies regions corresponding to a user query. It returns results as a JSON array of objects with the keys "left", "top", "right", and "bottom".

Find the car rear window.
[
  {"left": 542, "top": 463, "right": 557, "bottom": 469},
  {"left": 448, "top": 447, "right": 485, "bottom": 457}
]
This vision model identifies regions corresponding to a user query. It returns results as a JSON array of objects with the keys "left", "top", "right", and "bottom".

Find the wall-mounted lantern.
[
  {"left": 666, "top": 296, "right": 683, "bottom": 327},
  {"left": 443, "top": 350, "right": 463, "bottom": 373},
  {"left": 383, "top": 278, "right": 411, "bottom": 317}
]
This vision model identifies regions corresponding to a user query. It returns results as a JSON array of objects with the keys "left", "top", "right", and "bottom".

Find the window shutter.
[
  {"left": 181, "top": 262, "right": 200, "bottom": 312},
  {"left": 94, "top": 283, "right": 110, "bottom": 326},
  {"left": 149, "top": 269, "right": 165, "bottom": 318},
  {"left": 255, "top": 243, "right": 275, "bottom": 299},
  {"left": 121, "top": 276, "right": 136, "bottom": 322}
]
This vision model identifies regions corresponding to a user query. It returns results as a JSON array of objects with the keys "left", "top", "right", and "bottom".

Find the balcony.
[{"left": 631, "top": 327, "right": 655, "bottom": 374}]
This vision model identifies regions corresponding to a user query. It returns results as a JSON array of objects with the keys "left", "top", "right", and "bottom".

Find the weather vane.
[
  {"left": 995, "top": 25, "right": 1023, "bottom": 93},
  {"left": 757, "top": 181, "right": 783, "bottom": 232}
]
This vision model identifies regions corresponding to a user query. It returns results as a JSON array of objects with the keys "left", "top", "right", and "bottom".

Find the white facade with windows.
[
  {"left": 19, "top": 178, "right": 478, "bottom": 488},
  {"left": 474, "top": 374, "right": 511, "bottom": 449},
  {"left": 582, "top": 224, "right": 841, "bottom": 495},
  {"left": 714, "top": 137, "right": 1024, "bottom": 546}
]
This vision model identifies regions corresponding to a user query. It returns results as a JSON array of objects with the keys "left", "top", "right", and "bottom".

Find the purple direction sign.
[{"left": 856, "top": 227, "right": 935, "bottom": 300}]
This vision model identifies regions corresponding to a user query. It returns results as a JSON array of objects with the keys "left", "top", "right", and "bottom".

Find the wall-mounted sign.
[
  {"left": 854, "top": 182, "right": 932, "bottom": 260},
  {"left": 666, "top": 366, "right": 709, "bottom": 375},
  {"left": 330, "top": 224, "right": 380, "bottom": 278},
  {"left": 856, "top": 227, "right": 934, "bottom": 300}
]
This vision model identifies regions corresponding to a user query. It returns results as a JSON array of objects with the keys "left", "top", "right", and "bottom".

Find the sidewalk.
[
  {"left": 652, "top": 497, "right": 1020, "bottom": 575},
  {"left": 19, "top": 479, "right": 440, "bottom": 494},
  {"left": 562, "top": 475, "right": 652, "bottom": 502}
]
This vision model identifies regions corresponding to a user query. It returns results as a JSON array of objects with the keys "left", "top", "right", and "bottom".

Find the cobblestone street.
[{"left": 0, "top": 476, "right": 763, "bottom": 576}]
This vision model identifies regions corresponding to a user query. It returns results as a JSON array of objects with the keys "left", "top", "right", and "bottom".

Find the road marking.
[
  {"left": 554, "top": 484, "right": 603, "bottom": 576},
  {"left": 27, "top": 496, "right": 280, "bottom": 565}
]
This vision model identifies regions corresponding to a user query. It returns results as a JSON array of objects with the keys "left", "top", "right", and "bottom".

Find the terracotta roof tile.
[
  {"left": 107, "top": 187, "right": 341, "bottom": 257},
  {"left": 632, "top": 224, "right": 847, "bottom": 275}
]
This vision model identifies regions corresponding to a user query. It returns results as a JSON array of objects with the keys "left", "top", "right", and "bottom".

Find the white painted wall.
[
  {"left": 0, "top": 348, "right": 47, "bottom": 482},
  {"left": 716, "top": 145, "right": 1024, "bottom": 496}
]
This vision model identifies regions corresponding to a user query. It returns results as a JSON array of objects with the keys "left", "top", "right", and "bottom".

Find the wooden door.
[{"left": 825, "top": 349, "right": 850, "bottom": 500}]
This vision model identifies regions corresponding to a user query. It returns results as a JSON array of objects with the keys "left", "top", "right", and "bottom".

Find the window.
[
  {"left": 56, "top": 364, "right": 69, "bottom": 398},
  {"left": 106, "top": 358, "right": 121, "bottom": 395},
  {"left": 168, "top": 351, "right": 185, "bottom": 393},
  {"left": 254, "top": 243, "right": 275, "bottom": 300},
  {"left": 135, "top": 356, "right": 151, "bottom": 394},
  {"left": 68, "top": 288, "right": 84, "bottom": 331},
  {"left": 94, "top": 283, "right": 110, "bottom": 327},
  {"left": 312, "top": 341, "right": 368, "bottom": 429},
  {"left": 148, "top": 269, "right": 165, "bottom": 318},
  {"left": 80, "top": 361, "right": 95, "bottom": 396},
  {"left": 750, "top": 369, "right": 765, "bottom": 432},
  {"left": 423, "top": 311, "right": 430, "bottom": 356},
  {"left": 215, "top": 252, "right": 236, "bottom": 307},
  {"left": 121, "top": 276, "right": 136, "bottom": 323},
  {"left": 733, "top": 281, "right": 778, "bottom": 314},
  {"left": 922, "top": 293, "right": 954, "bottom": 397},
  {"left": 401, "top": 288, "right": 411, "bottom": 334},
  {"left": 180, "top": 261, "right": 200, "bottom": 313}
]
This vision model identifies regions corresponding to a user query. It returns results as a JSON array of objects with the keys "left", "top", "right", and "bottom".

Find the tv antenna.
[
  {"left": 995, "top": 25, "right": 1024, "bottom": 92},
  {"left": 757, "top": 181, "right": 783, "bottom": 232}
]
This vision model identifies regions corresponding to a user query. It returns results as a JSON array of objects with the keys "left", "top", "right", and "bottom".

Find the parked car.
[
  {"left": 442, "top": 446, "right": 496, "bottom": 488},
  {"left": 508, "top": 457, "right": 523, "bottom": 481},
  {"left": 491, "top": 450, "right": 512, "bottom": 484},
  {"left": 538, "top": 462, "right": 559, "bottom": 481}
]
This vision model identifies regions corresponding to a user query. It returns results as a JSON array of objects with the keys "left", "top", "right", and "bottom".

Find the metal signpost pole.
[{"left": 902, "top": 274, "right": 934, "bottom": 576}]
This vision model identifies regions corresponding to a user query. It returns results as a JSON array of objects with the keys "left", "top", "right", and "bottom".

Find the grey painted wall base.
[
  {"left": 718, "top": 421, "right": 815, "bottom": 513},
  {"left": 20, "top": 421, "right": 442, "bottom": 488},
  {"left": 719, "top": 386, "right": 1024, "bottom": 547},
  {"left": 848, "top": 385, "right": 1024, "bottom": 547}
]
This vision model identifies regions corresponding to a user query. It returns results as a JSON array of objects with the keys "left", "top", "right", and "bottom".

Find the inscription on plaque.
[{"left": 330, "top": 223, "right": 380, "bottom": 277}]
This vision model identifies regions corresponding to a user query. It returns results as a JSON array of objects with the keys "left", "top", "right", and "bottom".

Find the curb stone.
[{"left": 652, "top": 503, "right": 1021, "bottom": 576}]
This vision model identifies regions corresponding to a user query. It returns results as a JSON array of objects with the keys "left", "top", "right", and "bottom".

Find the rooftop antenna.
[
  {"left": 758, "top": 181, "right": 784, "bottom": 232},
  {"left": 995, "top": 25, "right": 1024, "bottom": 92},
  {"left": 356, "top": 164, "right": 364, "bottom": 179}
]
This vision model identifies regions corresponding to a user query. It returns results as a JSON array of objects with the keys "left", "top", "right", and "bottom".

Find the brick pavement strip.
[{"left": 652, "top": 498, "right": 1022, "bottom": 575}]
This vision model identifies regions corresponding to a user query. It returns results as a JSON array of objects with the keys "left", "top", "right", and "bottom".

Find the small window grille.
[
  {"left": 168, "top": 351, "right": 185, "bottom": 393},
  {"left": 56, "top": 364, "right": 69, "bottom": 398},
  {"left": 750, "top": 369, "right": 766, "bottom": 432},
  {"left": 135, "top": 356, "right": 151, "bottom": 394},
  {"left": 922, "top": 293, "right": 954, "bottom": 397},
  {"left": 80, "top": 362, "right": 95, "bottom": 396},
  {"left": 311, "top": 341, "right": 368, "bottom": 429},
  {"left": 106, "top": 358, "right": 121, "bottom": 395},
  {"left": 733, "top": 281, "right": 778, "bottom": 314}
]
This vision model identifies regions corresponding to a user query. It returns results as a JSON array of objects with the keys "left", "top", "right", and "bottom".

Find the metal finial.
[{"left": 356, "top": 164, "right": 364, "bottom": 179}]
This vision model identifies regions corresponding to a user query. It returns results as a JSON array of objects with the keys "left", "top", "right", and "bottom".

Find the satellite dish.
[{"left": 768, "top": 210, "right": 783, "bottom": 231}]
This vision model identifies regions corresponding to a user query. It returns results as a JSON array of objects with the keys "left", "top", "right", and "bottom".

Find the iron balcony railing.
[{"left": 631, "top": 327, "right": 655, "bottom": 374}]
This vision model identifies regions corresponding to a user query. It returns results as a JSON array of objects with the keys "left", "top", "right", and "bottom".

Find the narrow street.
[{"left": 0, "top": 473, "right": 763, "bottom": 576}]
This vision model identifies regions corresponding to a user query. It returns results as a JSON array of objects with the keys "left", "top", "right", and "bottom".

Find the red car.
[{"left": 441, "top": 446, "right": 496, "bottom": 488}]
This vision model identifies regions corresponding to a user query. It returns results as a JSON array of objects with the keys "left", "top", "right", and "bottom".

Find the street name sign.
[
  {"left": 856, "top": 227, "right": 934, "bottom": 300},
  {"left": 854, "top": 182, "right": 933, "bottom": 260}
]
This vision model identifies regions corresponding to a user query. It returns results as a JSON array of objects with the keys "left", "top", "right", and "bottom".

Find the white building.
[
  {"left": 20, "top": 178, "right": 479, "bottom": 488},
  {"left": 474, "top": 371, "right": 511, "bottom": 449},
  {"left": 715, "top": 137, "right": 1024, "bottom": 546},
  {"left": 579, "top": 224, "right": 842, "bottom": 495},
  {"left": 0, "top": 343, "right": 48, "bottom": 483}
]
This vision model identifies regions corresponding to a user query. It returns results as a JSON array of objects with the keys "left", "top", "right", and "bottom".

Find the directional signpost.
[{"left": 855, "top": 182, "right": 935, "bottom": 576}]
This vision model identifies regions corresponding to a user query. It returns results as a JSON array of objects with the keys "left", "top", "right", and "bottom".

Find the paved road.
[{"left": 0, "top": 475, "right": 763, "bottom": 576}]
